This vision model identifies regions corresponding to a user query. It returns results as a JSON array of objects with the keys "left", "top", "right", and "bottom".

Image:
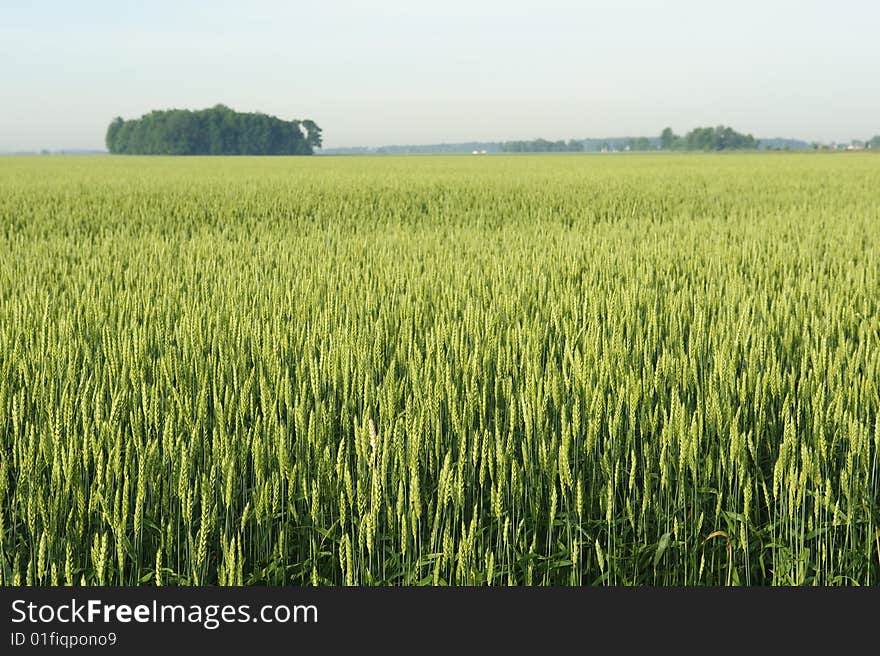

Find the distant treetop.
[
  {"left": 659, "top": 125, "right": 758, "bottom": 151},
  {"left": 496, "top": 126, "right": 759, "bottom": 154},
  {"left": 106, "top": 105, "right": 322, "bottom": 155}
]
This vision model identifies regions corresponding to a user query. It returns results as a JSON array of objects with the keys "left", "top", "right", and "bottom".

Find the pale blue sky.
[{"left": 1, "top": 1, "right": 878, "bottom": 150}]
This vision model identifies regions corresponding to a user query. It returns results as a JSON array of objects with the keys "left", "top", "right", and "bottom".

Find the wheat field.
[{"left": 1, "top": 153, "right": 878, "bottom": 585}]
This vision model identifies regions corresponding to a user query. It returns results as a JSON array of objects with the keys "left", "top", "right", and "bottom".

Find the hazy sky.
[{"left": 2, "top": 1, "right": 878, "bottom": 150}]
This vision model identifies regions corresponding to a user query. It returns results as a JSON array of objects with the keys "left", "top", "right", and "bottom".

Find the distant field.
[{"left": 1, "top": 153, "right": 878, "bottom": 585}]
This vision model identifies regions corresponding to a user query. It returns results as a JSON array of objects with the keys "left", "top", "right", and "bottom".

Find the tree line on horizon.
[
  {"left": 501, "top": 138, "right": 587, "bottom": 153},
  {"left": 659, "top": 126, "right": 757, "bottom": 151},
  {"left": 500, "top": 125, "right": 759, "bottom": 153},
  {"left": 105, "top": 105, "right": 322, "bottom": 155}
]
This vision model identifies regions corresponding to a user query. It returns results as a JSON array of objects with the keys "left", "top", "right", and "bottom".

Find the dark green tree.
[
  {"left": 106, "top": 106, "right": 321, "bottom": 155},
  {"left": 659, "top": 125, "right": 756, "bottom": 151},
  {"left": 660, "top": 127, "right": 677, "bottom": 150},
  {"left": 301, "top": 120, "right": 323, "bottom": 150},
  {"left": 628, "top": 137, "right": 653, "bottom": 151},
  {"left": 105, "top": 117, "right": 125, "bottom": 152}
]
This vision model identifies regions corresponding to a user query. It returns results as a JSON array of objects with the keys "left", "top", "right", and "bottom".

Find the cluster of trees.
[
  {"left": 660, "top": 125, "right": 758, "bottom": 151},
  {"left": 501, "top": 139, "right": 584, "bottom": 152},
  {"left": 868, "top": 136, "right": 880, "bottom": 149},
  {"left": 627, "top": 137, "right": 655, "bottom": 151},
  {"left": 106, "top": 105, "right": 322, "bottom": 155},
  {"left": 498, "top": 127, "right": 758, "bottom": 154}
]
